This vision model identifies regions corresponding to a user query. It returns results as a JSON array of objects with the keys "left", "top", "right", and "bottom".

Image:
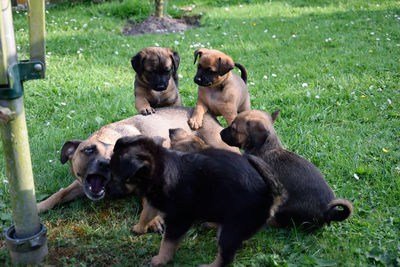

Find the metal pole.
[{"left": 0, "top": 0, "right": 47, "bottom": 264}]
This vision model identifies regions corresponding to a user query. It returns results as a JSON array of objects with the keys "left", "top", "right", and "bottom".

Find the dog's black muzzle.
[
  {"left": 83, "top": 158, "right": 111, "bottom": 201},
  {"left": 194, "top": 76, "right": 212, "bottom": 86},
  {"left": 220, "top": 128, "right": 241, "bottom": 148}
]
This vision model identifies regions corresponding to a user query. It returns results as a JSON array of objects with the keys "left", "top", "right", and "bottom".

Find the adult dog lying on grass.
[
  {"left": 110, "top": 135, "right": 283, "bottom": 267},
  {"left": 37, "top": 107, "right": 238, "bottom": 235},
  {"left": 220, "top": 110, "right": 354, "bottom": 228}
]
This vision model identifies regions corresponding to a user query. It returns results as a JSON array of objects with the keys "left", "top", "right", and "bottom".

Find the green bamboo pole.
[{"left": 0, "top": 0, "right": 47, "bottom": 264}]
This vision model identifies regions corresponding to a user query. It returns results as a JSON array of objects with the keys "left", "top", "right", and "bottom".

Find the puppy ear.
[
  {"left": 131, "top": 51, "right": 145, "bottom": 75},
  {"left": 271, "top": 110, "right": 281, "bottom": 123},
  {"left": 247, "top": 121, "right": 269, "bottom": 150},
  {"left": 60, "top": 140, "right": 82, "bottom": 164},
  {"left": 218, "top": 57, "right": 234, "bottom": 76},
  {"left": 194, "top": 49, "right": 204, "bottom": 64},
  {"left": 170, "top": 50, "right": 180, "bottom": 73},
  {"left": 169, "top": 128, "right": 186, "bottom": 142}
]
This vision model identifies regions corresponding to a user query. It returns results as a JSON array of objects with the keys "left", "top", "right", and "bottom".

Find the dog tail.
[
  {"left": 244, "top": 154, "right": 283, "bottom": 196},
  {"left": 234, "top": 63, "right": 248, "bottom": 84},
  {"left": 324, "top": 198, "right": 354, "bottom": 223}
]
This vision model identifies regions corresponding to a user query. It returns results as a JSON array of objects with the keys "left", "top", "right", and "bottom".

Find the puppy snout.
[
  {"left": 194, "top": 76, "right": 202, "bottom": 84},
  {"left": 156, "top": 83, "right": 168, "bottom": 91}
]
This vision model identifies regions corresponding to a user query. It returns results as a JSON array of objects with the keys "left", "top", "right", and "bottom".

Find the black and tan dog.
[
  {"left": 110, "top": 135, "right": 282, "bottom": 267},
  {"left": 131, "top": 47, "right": 181, "bottom": 115},
  {"left": 188, "top": 48, "right": 251, "bottom": 129},
  {"left": 37, "top": 107, "right": 239, "bottom": 235},
  {"left": 220, "top": 110, "right": 354, "bottom": 228}
]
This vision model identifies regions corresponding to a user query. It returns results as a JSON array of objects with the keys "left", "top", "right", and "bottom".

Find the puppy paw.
[
  {"left": 139, "top": 107, "right": 156, "bottom": 115},
  {"left": 132, "top": 224, "right": 147, "bottom": 235},
  {"left": 149, "top": 215, "right": 165, "bottom": 234},
  {"left": 188, "top": 116, "right": 202, "bottom": 130},
  {"left": 151, "top": 255, "right": 168, "bottom": 266}
]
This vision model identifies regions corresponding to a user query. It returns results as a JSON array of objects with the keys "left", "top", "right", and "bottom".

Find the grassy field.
[{"left": 1, "top": 0, "right": 399, "bottom": 265}]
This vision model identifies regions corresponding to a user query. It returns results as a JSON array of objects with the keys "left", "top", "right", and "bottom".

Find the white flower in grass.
[
  {"left": 3, "top": 179, "right": 8, "bottom": 184},
  {"left": 195, "top": 34, "right": 199, "bottom": 37},
  {"left": 271, "top": 73, "right": 277, "bottom": 77},
  {"left": 350, "top": 21, "right": 354, "bottom": 24},
  {"left": 370, "top": 32, "right": 375, "bottom": 35},
  {"left": 249, "top": 82, "right": 255, "bottom": 85},
  {"left": 263, "top": 75, "right": 268, "bottom": 79},
  {"left": 225, "top": 7, "right": 229, "bottom": 11},
  {"left": 65, "top": 21, "right": 68, "bottom": 24},
  {"left": 315, "top": 95, "right": 320, "bottom": 99},
  {"left": 46, "top": 122, "right": 50, "bottom": 126},
  {"left": 396, "top": 44, "right": 400, "bottom": 47},
  {"left": 315, "top": 25, "right": 319, "bottom": 29},
  {"left": 387, "top": 38, "right": 391, "bottom": 41},
  {"left": 354, "top": 173, "right": 360, "bottom": 180},
  {"left": 126, "top": 44, "right": 130, "bottom": 47},
  {"left": 242, "top": 21, "right": 246, "bottom": 24},
  {"left": 366, "top": 18, "right": 371, "bottom": 21},
  {"left": 325, "top": 37, "right": 332, "bottom": 42},
  {"left": 66, "top": 115, "right": 72, "bottom": 119},
  {"left": 388, "top": 99, "right": 392, "bottom": 105},
  {"left": 264, "top": 29, "right": 268, "bottom": 33},
  {"left": 302, "top": 83, "right": 308, "bottom": 87},
  {"left": 154, "top": 42, "right": 159, "bottom": 47},
  {"left": 70, "top": 19, "right": 77, "bottom": 22},
  {"left": 272, "top": 35, "right": 276, "bottom": 38},
  {"left": 115, "top": 51, "right": 119, "bottom": 55},
  {"left": 60, "top": 102, "right": 66, "bottom": 106},
  {"left": 49, "top": 160, "right": 53, "bottom": 163},
  {"left": 223, "top": 32, "right": 227, "bottom": 36},
  {"left": 291, "top": 34, "right": 297, "bottom": 38},
  {"left": 104, "top": 82, "right": 110, "bottom": 86},
  {"left": 178, "top": 74, "right": 183, "bottom": 79},
  {"left": 378, "top": 88, "right": 382, "bottom": 92},
  {"left": 376, "top": 38, "right": 380, "bottom": 41},
  {"left": 174, "top": 40, "right": 180, "bottom": 45},
  {"left": 83, "top": 24, "right": 88, "bottom": 28}
]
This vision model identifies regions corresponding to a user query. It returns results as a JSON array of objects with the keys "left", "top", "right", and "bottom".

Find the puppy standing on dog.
[
  {"left": 110, "top": 135, "right": 283, "bottom": 266},
  {"left": 189, "top": 48, "right": 251, "bottom": 129},
  {"left": 131, "top": 47, "right": 181, "bottom": 115},
  {"left": 221, "top": 110, "right": 354, "bottom": 228}
]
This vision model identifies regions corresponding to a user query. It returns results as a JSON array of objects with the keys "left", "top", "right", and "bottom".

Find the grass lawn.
[{"left": 1, "top": 0, "right": 399, "bottom": 265}]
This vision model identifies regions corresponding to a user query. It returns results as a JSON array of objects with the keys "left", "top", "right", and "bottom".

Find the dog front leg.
[
  {"left": 151, "top": 237, "right": 180, "bottom": 266},
  {"left": 189, "top": 100, "right": 208, "bottom": 130},
  {"left": 133, "top": 198, "right": 164, "bottom": 234},
  {"left": 37, "top": 180, "right": 84, "bottom": 213},
  {"left": 135, "top": 93, "right": 155, "bottom": 115}
]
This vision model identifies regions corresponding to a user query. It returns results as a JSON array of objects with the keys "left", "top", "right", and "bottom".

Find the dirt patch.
[{"left": 122, "top": 15, "right": 200, "bottom": 36}]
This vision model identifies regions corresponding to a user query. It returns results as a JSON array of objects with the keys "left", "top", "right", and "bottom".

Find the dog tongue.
[{"left": 90, "top": 177, "right": 103, "bottom": 194}]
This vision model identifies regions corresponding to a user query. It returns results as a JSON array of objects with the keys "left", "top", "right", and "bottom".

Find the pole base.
[{"left": 4, "top": 222, "right": 48, "bottom": 264}]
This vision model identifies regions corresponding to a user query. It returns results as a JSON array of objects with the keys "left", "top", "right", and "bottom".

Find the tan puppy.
[
  {"left": 169, "top": 128, "right": 210, "bottom": 152},
  {"left": 189, "top": 48, "right": 251, "bottom": 129},
  {"left": 37, "top": 107, "right": 239, "bottom": 235},
  {"left": 131, "top": 47, "right": 181, "bottom": 115},
  {"left": 221, "top": 110, "right": 354, "bottom": 228}
]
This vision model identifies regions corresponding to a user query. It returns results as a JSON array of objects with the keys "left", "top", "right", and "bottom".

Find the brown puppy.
[
  {"left": 169, "top": 128, "right": 210, "bottom": 152},
  {"left": 131, "top": 47, "right": 181, "bottom": 115},
  {"left": 220, "top": 110, "right": 354, "bottom": 228},
  {"left": 188, "top": 48, "right": 251, "bottom": 129},
  {"left": 37, "top": 107, "right": 239, "bottom": 235}
]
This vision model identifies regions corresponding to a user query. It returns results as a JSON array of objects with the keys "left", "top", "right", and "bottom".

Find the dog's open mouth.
[{"left": 83, "top": 175, "right": 107, "bottom": 200}]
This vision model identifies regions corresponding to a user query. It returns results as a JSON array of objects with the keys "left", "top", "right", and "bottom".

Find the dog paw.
[
  {"left": 149, "top": 216, "right": 165, "bottom": 234},
  {"left": 139, "top": 107, "right": 156, "bottom": 115},
  {"left": 132, "top": 224, "right": 147, "bottom": 235},
  {"left": 151, "top": 255, "right": 167, "bottom": 266},
  {"left": 188, "top": 117, "right": 202, "bottom": 130}
]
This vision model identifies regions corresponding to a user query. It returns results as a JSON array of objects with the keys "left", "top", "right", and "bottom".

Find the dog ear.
[
  {"left": 170, "top": 50, "right": 180, "bottom": 73},
  {"left": 60, "top": 140, "right": 82, "bottom": 164},
  {"left": 218, "top": 57, "right": 234, "bottom": 76},
  {"left": 271, "top": 110, "right": 281, "bottom": 123},
  {"left": 131, "top": 51, "right": 145, "bottom": 75},
  {"left": 194, "top": 48, "right": 205, "bottom": 64},
  {"left": 247, "top": 121, "right": 269, "bottom": 150}
]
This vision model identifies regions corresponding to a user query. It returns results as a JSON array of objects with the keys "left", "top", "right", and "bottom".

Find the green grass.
[{"left": 1, "top": 0, "right": 399, "bottom": 265}]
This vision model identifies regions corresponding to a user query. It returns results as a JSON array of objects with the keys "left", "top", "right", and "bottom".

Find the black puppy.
[
  {"left": 220, "top": 110, "right": 354, "bottom": 228},
  {"left": 110, "top": 135, "right": 282, "bottom": 266}
]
